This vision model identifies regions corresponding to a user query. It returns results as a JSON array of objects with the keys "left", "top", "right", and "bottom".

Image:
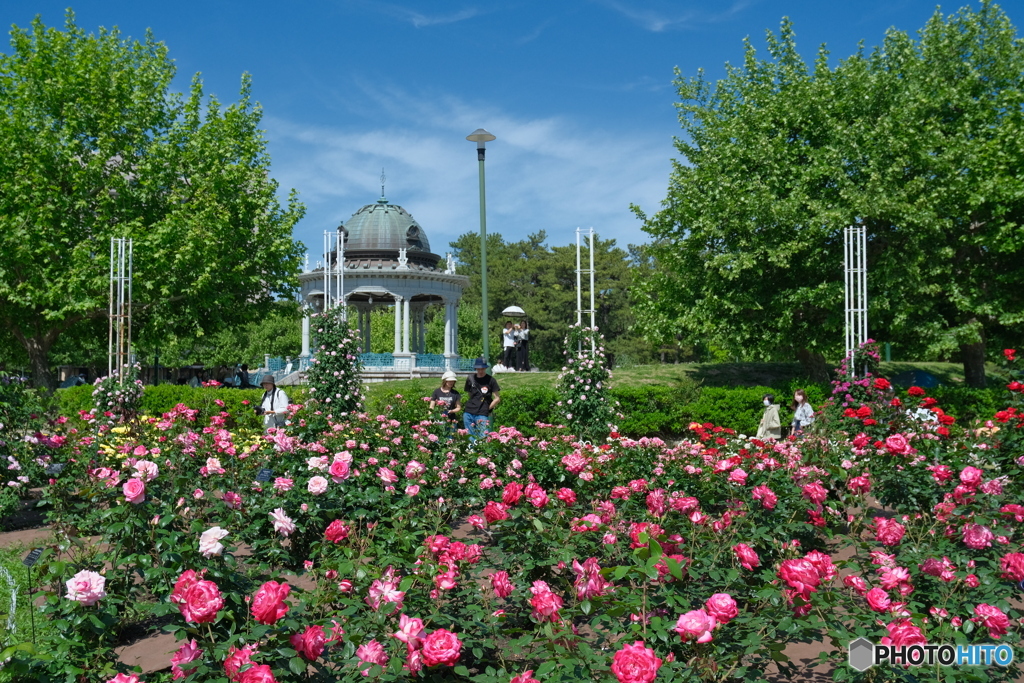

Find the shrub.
[
  {"left": 611, "top": 384, "right": 699, "bottom": 437},
  {"left": 305, "top": 309, "right": 364, "bottom": 416},
  {"left": 492, "top": 387, "right": 562, "bottom": 437},
  {"left": 689, "top": 386, "right": 776, "bottom": 436},
  {"left": 556, "top": 325, "right": 618, "bottom": 440}
]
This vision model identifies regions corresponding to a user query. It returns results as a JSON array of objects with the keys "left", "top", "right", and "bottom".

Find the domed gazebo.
[{"left": 298, "top": 195, "right": 470, "bottom": 380}]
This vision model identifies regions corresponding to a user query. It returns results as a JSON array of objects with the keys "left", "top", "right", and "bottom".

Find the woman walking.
[{"left": 791, "top": 389, "right": 814, "bottom": 435}]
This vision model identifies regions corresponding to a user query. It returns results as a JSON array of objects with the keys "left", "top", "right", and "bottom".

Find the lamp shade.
[{"left": 466, "top": 128, "right": 496, "bottom": 143}]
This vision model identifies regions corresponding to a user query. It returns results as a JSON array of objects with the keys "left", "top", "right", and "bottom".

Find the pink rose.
[
  {"left": 959, "top": 466, "right": 983, "bottom": 488},
  {"left": 223, "top": 491, "right": 242, "bottom": 509},
  {"left": 733, "top": 543, "right": 760, "bottom": 570},
  {"left": 777, "top": 559, "right": 820, "bottom": 601},
  {"left": 180, "top": 579, "right": 223, "bottom": 624},
  {"left": 377, "top": 467, "right": 398, "bottom": 484},
  {"left": 502, "top": 482, "right": 524, "bottom": 505},
  {"left": 329, "top": 459, "right": 350, "bottom": 481},
  {"left": 405, "top": 484, "right": 420, "bottom": 496},
  {"left": 171, "top": 639, "right": 203, "bottom": 680},
  {"left": 199, "top": 526, "right": 229, "bottom": 558},
  {"left": 801, "top": 481, "right": 827, "bottom": 505},
  {"left": 843, "top": 575, "right": 867, "bottom": 595},
  {"left": 224, "top": 644, "right": 256, "bottom": 682},
  {"left": 239, "top": 663, "right": 276, "bottom": 683},
  {"left": 963, "top": 523, "right": 994, "bottom": 549},
  {"left": 393, "top": 613, "right": 425, "bottom": 648},
  {"left": 804, "top": 550, "right": 837, "bottom": 582},
  {"left": 269, "top": 508, "right": 295, "bottom": 536},
  {"left": 611, "top": 640, "right": 662, "bottom": 683},
  {"left": 675, "top": 609, "right": 716, "bottom": 643},
  {"left": 866, "top": 587, "right": 891, "bottom": 613},
  {"left": 356, "top": 639, "right": 389, "bottom": 674},
  {"left": 290, "top": 624, "right": 326, "bottom": 660},
  {"left": 483, "top": 501, "right": 509, "bottom": 523},
  {"left": 884, "top": 434, "right": 909, "bottom": 454},
  {"left": 65, "top": 569, "right": 106, "bottom": 606},
  {"left": 973, "top": 603, "right": 1010, "bottom": 639},
  {"left": 556, "top": 488, "right": 577, "bottom": 505},
  {"left": 490, "top": 571, "right": 514, "bottom": 598},
  {"left": 421, "top": 628, "right": 462, "bottom": 667},
  {"left": 325, "top": 519, "right": 351, "bottom": 543},
  {"left": 510, "top": 672, "right": 540, "bottom": 683},
  {"left": 751, "top": 484, "right": 777, "bottom": 509},
  {"left": 847, "top": 476, "right": 871, "bottom": 494},
  {"left": 108, "top": 675, "right": 142, "bottom": 683},
  {"left": 123, "top": 478, "right": 145, "bottom": 504},
  {"left": 252, "top": 581, "right": 290, "bottom": 625},
  {"left": 873, "top": 517, "right": 905, "bottom": 546},
  {"left": 529, "top": 580, "right": 563, "bottom": 622},
  {"left": 307, "top": 476, "right": 328, "bottom": 495},
  {"left": 880, "top": 618, "right": 926, "bottom": 647},
  {"left": 1000, "top": 553, "right": 1024, "bottom": 582},
  {"left": 728, "top": 468, "right": 747, "bottom": 485},
  {"left": 704, "top": 593, "right": 737, "bottom": 624}
]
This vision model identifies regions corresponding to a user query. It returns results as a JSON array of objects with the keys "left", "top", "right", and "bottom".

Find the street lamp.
[{"left": 467, "top": 128, "right": 495, "bottom": 364}]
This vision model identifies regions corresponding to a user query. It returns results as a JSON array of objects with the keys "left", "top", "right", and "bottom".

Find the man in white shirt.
[{"left": 257, "top": 374, "right": 289, "bottom": 430}]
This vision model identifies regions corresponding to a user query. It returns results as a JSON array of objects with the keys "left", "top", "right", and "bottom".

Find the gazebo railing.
[
  {"left": 360, "top": 353, "right": 395, "bottom": 368},
  {"left": 455, "top": 357, "right": 477, "bottom": 372},
  {"left": 415, "top": 354, "right": 446, "bottom": 370}
]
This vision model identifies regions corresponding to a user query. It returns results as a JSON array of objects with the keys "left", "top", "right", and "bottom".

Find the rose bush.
[{"left": 7, "top": 350, "right": 1024, "bottom": 682}]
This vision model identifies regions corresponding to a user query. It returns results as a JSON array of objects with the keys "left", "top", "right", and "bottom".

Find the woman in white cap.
[
  {"left": 429, "top": 371, "right": 462, "bottom": 426},
  {"left": 256, "top": 374, "right": 289, "bottom": 430}
]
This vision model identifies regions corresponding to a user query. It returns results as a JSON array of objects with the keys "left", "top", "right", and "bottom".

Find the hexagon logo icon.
[{"left": 849, "top": 637, "right": 875, "bottom": 672}]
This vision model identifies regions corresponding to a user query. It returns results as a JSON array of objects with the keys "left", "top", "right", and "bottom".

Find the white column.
[
  {"left": 403, "top": 298, "right": 411, "bottom": 353},
  {"left": 393, "top": 299, "right": 402, "bottom": 354},
  {"left": 452, "top": 300, "right": 459, "bottom": 356},
  {"left": 417, "top": 309, "right": 425, "bottom": 353},
  {"left": 443, "top": 303, "right": 452, "bottom": 356},
  {"left": 301, "top": 315, "right": 310, "bottom": 357}
]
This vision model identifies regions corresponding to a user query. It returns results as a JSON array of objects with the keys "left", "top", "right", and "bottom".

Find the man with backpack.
[{"left": 463, "top": 358, "right": 500, "bottom": 443}]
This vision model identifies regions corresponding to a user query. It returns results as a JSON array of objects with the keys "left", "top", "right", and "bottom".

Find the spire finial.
[{"left": 380, "top": 168, "right": 386, "bottom": 197}]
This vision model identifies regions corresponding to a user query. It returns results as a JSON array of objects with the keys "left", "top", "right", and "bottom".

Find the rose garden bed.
[{"left": 2, "top": 343, "right": 1024, "bottom": 683}]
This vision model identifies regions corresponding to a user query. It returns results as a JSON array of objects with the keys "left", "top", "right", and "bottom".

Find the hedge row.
[{"left": 56, "top": 380, "right": 1009, "bottom": 438}]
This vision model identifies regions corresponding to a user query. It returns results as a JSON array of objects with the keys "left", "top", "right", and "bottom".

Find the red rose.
[
  {"left": 290, "top": 624, "right": 326, "bottom": 660},
  {"left": 777, "top": 559, "right": 820, "bottom": 600},
  {"left": 873, "top": 518, "right": 905, "bottom": 546},
  {"left": 252, "top": 581, "right": 290, "bottom": 625},
  {"left": 324, "top": 520, "right": 350, "bottom": 543},
  {"left": 973, "top": 604, "right": 1010, "bottom": 639},
  {"left": 1005, "top": 349, "right": 1017, "bottom": 362},
  {"left": 502, "top": 482, "right": 523, "bottom": 506},
  {"left": 733, "top": 543, "right": 759, "bottom": 570},
  {"left": 880, "top": 619, "right": 926, "bottom": 647},
  {"left": 483, "top": 501, "right": 509, "bottom": 523},
  {"left": 907, "top": 386, "right": 926, "bottom": 397},
  {"left": 421, "top": 628, "right": 462, "bottom": 667},
  {"left": 611, "top": 641, "right": 662, "bottom": 683},
  {"left": 873, "top": 378, "right": 891, "bottom": 390}
]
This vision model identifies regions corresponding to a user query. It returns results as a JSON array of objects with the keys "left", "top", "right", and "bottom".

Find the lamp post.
[{"left": 467, "top": 128, "right": 495, "bottom": 364}]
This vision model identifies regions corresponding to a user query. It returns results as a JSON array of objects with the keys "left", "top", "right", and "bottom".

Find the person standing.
[
  {"left": 791, "top": 389, "right": 814, "bottom": 435},
  {"left": 463, "top": 358, "right": 500, "bottom": 442},
  {"left": 515, "top": 320, "right": 530, "bottom": 371},
  {"left": 256, "top": 374, "right": 289, "bottom": 430},
  {"left": 429, "top": 371, "right": 462, "bottom": 424},
  {"left": 755, "top": 394, "right": 781, "bottom": 440},
  {"left": 501, "top": 322, "right": 516, "bottom": 370}
]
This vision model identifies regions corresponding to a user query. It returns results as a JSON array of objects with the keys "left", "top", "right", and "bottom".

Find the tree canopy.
[
  {"left": 0, "top": 13, "right": 305, "bottom": 387},
  {"left": 449, "top": 230, "right": 650, "bottom": 370},
  {"left": 634, "top": 1, "right": 1024, "bottom": 386}
]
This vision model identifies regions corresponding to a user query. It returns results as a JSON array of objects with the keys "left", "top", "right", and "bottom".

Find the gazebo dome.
[{"left": 339, "top": 197, "right": 439, "bottom": 268}]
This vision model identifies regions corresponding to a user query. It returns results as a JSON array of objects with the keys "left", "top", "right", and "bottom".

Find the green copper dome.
[{"left": 339, "top": 197, "right": 439, "bottom": 267}]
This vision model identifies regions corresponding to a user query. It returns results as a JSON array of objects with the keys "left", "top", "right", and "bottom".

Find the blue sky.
[{"left": 7, "top": 0, "right": 1024, "bottom": 259}]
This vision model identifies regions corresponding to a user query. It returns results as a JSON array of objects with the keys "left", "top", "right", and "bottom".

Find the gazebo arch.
[{"left": 298, "top": 196, "right": 470, "bottom": 380}]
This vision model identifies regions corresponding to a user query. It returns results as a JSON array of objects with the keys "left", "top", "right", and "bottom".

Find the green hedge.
[{"left": 56, "top": 379, "right": 1011, "bottom": 438}]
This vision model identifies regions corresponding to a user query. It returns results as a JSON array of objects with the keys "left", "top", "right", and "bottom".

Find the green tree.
[
  {"left": 0, "top": 13, "right": 305, "bottom": 388},
  {"left": 449, "top": 231, "right": 648, "bottom": 370},
  {"left": 635, "top": 2, "right": 1024, "bottom": 386}
]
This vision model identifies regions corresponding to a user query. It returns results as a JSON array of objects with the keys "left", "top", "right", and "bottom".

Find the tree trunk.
[
  {"left": 11, "top": 327, "right": 58, "bottom": 391},
  {"left": 961, "top": 340, "right": 988, "bottom": 389},
  {"left": 796, "top": 348, "right": 830, "bottom": 384}
]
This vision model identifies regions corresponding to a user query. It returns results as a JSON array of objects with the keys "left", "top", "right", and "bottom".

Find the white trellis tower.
[
  {"left": 575, "top": 227, "right": 597, "bottom": 352},
  {"left": 844, "top": 225, "right": 868, "bottom": 376},
  {"left": 108, "top": 237, "right": 133, "bottom": 379}
]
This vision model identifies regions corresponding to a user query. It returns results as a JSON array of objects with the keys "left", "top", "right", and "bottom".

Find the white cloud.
[
  {"left": 593, "top": 0, "right": 753, "bottom": 32},
  {"left": 346, "top": 1, "right": 481, "bottom": 28},
  {"left": 264, "top": 88, "right": 674, "bottom": 259}
]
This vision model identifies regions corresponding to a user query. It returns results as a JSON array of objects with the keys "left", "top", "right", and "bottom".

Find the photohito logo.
[{"left": 848, "top": 638, "right": 1014, "bottom": 671}]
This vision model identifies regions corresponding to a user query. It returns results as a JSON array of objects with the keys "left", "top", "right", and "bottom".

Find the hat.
[
  {"left": 260, "top": 374, "right": 276, "bottom": 385},
  {"left": 473, "top": 357, "right": 488, "bottom": 369},
  {"left": 441, "top": 371, "right": 458, "bottom": 382}
]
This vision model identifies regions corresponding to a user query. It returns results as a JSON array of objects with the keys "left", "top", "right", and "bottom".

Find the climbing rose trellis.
[{"left": 304, "top": 309, "right": 364, "bottom": 417}]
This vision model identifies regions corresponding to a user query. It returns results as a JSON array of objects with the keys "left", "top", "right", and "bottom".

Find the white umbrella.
[{"left": 502, "top": 305, "right": 526, "bottom": 317}]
